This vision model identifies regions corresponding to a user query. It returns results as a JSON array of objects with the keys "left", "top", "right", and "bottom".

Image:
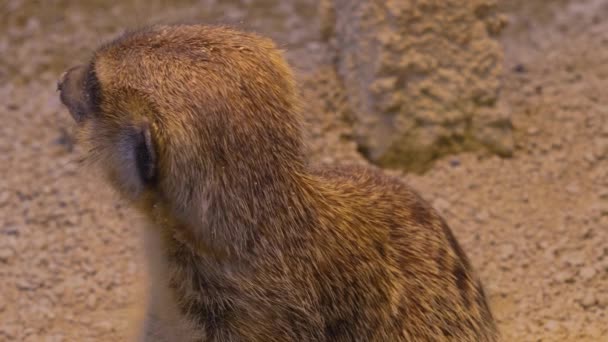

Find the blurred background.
[{"left": 0, "top": 0, "right": 607, "bottom": 340}]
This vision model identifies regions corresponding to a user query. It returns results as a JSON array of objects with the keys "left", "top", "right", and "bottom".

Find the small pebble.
[
  {"left": 527, "top": 127, "right": 540, "bottom": 135},
  {"left": 0, "top": 190, "right": 10, "bottom": 206},
  {"left": 580, "top": 293, "right": 597, "bottom": 308},
  {"left": 579, "top": 267, "right": 596, "bottom": 280},
  {"left": 602, "top": 122, "right": 608, "bottom": 136},
  {"left": 555, "top": 271, "right": 574, "bottom": 283},
  {"left": 565, "top": 183, "right": 580, "bottom": 194},
  {"left": 544, "top": 320, "right": 560, "bottom": 332},
  {"left": 0, "top": 324, "right": 17, "bottom": 339},
  {"left": 513, "top": 64, "right": 527, "bottom": 73},
  {"left": 95, "top": 321, "right": 115, "bottom": 332},
  {"left": 432, "top": 198, "right": 450, "bottom": 213},
  {"left": 16, "top": 278, "right": 36, "bottom": 291},
  {"left": 562, "top": 251, "right": 586, "bottom": 267},
  {"left": 500, "top": 244, "right": 515, "bottom": 260},
  {"left": 474, "top": 210, "right": 489, "bottom": 223},
  {"left": 0, "top": 247, "right": 15, "bottom": 262},
  {"left": 86, "top": 293, "right": 97, "bottom": 309}
]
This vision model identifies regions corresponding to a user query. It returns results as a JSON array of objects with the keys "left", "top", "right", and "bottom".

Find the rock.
[
  {"left": 580, "top": 293, "right": 597, "bottom": 309},
  {"left": 565, "top": 183, "right": 580, "bottom": 194},
  {"left": 22, "top": 329, "right": 39, "bottom": 341},
  {"left": 324, "top": 0, "right": 511, "bottom": 172},
  {"left": 78, "top": 316, "right": 92, "bottom": 325},
  {"left": 43, "top": 333, "right": 65, "bottom": 342},
  {"left": 16, "top": 278, "right": 39, "bottom": 291},
  {"left": 555, "top": 270, "right": 575, "bottom": 283},
  {"left": 513, "top": 64, "right": 527, "bottom": 73},
  {"left": 584, "top": 152, "right": 596, "bottom": 163},
  {"left": 0, "top": 324, "right": 17, "bottom": 339},
  {"left": 593, "top": 137, "right": 608, "bottom": 159},
  {"left": 95, "top": 320, "right": 115, "bottom": 332},
  {"left": 475, "top": 210, "right": 490, "bottom": 223},
  {"left": 86, "top": 293, "right": 97, "bottom": 309},
  {"left": 602, "top": 122, "right": 608, "bottom": 136},
  {"left": 579, "top": 267, "right": 596, "bottom": 281},
  {"left": 544, "top": 320, "right": 560, "bottom": 332},
  {"left": 500, "top": 244, "right": 515, "bottom": 260},
  {"left": 449, "top": 158, "right": 461, "bottom": 167},
  {"left": 589, "top": 203, "right": 608, "bottom": 217},
  {"left": 65, "top": 215, "right": 80, "bottom": 226},
  {"left": 432, "top": 198, "right": 451, "bottom": 213},
  {"left": 0, "top": 190, "right": 10, "bottom": 207},
  {"left": 0, "top": 247, "right": 15, "bottom": 262},
  {"left": 562, "top": 251, "right": 586, "bottom": 267}
]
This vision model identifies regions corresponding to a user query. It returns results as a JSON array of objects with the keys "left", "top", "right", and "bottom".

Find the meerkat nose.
[
  {"left": 58, "top": 65, "right": 90, "bottom": 123},
  {"left": 57, "top": 70, "right": 68, "bottom": 92},
  {"left": 57, "top": 65, "right": 83, "bottom": 92},
  {"left": 57, "top": 65, "right": 80, "bottom": 92}
]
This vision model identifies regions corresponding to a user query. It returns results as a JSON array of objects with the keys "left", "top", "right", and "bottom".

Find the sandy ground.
[{"left": 0, "top": 0, "right": 606, "bottom": 341}]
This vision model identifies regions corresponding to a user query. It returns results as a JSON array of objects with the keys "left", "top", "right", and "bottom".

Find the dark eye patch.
[{"left": 84, "top": 62, "right": 102, "bottom": 114}]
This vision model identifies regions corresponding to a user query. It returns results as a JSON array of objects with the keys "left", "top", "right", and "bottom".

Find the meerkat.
[{"left": 58, "top": 24, "right": 498, "bottom": 341}]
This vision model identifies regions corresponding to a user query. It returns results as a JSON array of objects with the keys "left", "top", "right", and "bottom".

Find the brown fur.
[{"left": 58, "top": 24, "right": 498, "bottom": 341}]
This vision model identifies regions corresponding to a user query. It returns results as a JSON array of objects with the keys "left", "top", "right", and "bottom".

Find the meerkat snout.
[
  {"left": 59, "top": 61, "right": 157, "bottom": 199},
  {"left": 58, "top": 64, "right": 97, "bottom": 123}
]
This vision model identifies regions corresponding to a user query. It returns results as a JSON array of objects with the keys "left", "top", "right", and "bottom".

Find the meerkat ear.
[
  {"left": 133, "top": 122, "right": 157, "bottom": 185},
  {"left": 118, "top": 123, "right": 157, "bottom": 195}
]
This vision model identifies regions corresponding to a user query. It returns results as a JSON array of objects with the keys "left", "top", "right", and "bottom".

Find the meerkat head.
[{"left": 58, "top": 25, "right": 304, "bottom": 227}]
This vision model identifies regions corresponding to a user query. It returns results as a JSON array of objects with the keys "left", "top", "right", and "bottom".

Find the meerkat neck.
[
  {"left": 209, "top": 167, "right": 315, "bottom": 253},
  {"left": 158, "top": 162, "right": 318, "bottom": 262}
]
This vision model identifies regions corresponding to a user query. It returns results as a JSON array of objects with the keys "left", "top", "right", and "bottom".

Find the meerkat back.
[{"left": 58, "top": 24, "right": 497, "bottom": 341}]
